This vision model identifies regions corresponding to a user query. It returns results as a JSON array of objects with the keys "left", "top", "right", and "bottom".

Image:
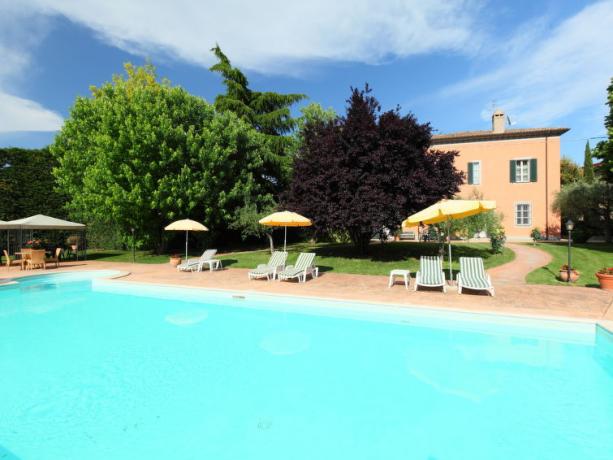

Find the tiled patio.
[{"left": 3, "top": 253, "right": 612, "bottom": 328}]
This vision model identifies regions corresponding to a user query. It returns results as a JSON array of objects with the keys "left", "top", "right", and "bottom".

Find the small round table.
[{"left": 388, "top": 269, "right": 411, "bottom": 289}]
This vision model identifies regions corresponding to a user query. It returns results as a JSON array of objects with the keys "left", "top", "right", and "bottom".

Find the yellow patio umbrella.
[
  {"left": 164, "top": 219, "right": 209, "bottom": 260},
  {"left": 259, "top": 211, "right": 312, "bottom": 251},
  {"left": 402, "top": 200, "right": 496, "bottom": 280}
]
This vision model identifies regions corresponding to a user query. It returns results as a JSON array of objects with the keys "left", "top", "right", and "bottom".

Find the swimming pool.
[{"left": 1, "top": 271, "right": 612, "bottom": 459}]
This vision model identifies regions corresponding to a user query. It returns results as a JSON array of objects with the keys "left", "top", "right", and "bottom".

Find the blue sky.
[{"left": 1, "top": 0, "right": 612, "bottom": 162}]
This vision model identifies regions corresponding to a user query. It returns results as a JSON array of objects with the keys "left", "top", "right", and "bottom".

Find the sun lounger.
[
  {"left": 277, "top": 252, "right": 318, "bottom": 283},
  {"left": 457, "top": 257, "right": 495, "bottom": 296},
  {"left": 177, "top": 249, "right": 217, "bottom": 272},
  {"left": 415, "top": 256, "right": 446, "bottom": 292},
  {"left": 248, "top": 251, "right": 288, "bottom": 280}
]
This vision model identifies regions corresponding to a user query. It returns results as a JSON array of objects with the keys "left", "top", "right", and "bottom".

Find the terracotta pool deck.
[{"left": 3, "top": 254, "right": 612, "bottom": 329}]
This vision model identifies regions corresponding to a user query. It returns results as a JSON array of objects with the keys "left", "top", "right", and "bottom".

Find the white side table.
[{"left": 388, "top": 269, "right": 411, "bottom": 289}]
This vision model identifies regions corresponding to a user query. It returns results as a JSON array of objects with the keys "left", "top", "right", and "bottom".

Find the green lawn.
[
  {"left": 526, "top": 243, "right": 613, "bottom": 287},
  {"left": 86, "top": 249, "right": 170, "bottom": 264},
  {"left": 87, "top": 242, "right": 514, "bottom": 277}
]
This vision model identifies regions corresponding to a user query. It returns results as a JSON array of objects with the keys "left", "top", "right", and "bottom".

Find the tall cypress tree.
[{"left": 583, "top": 140, "right": 594, "bottom": 183}]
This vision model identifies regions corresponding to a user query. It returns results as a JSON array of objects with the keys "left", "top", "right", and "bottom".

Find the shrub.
[
  {"left": 530, "top": 227, "right": 542, "bottom": 244},
  {"left": 489, "top": 225, "right": 506, "bottom": 254},
  {"left": 569, "top": 224, "right": 591, "bottom": 243}
]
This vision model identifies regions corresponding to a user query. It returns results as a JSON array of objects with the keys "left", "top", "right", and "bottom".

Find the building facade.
[{"left": 431, "top": 111, "right": 568, "bottom": 241}]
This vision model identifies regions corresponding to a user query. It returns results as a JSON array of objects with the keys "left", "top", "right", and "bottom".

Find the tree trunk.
[
  {"left": 356, "top": 233, "right": 371, "bottom": 255},
  {"left": 600, "top": 183, "right": 613, "bottom": 243}
]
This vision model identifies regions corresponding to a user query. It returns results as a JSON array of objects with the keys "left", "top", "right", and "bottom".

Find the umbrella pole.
[
  {"left": 284, "top": 226, "right": 287, "bottom": 252},
  {"left": 185, "top": 230, "right": 189, "bottom": 261},
  {"left": 447, "top": 219, "right": 452, "bottom": 283}
]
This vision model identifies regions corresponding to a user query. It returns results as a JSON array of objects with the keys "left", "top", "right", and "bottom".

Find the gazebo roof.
[{"left": 0, "top": 214, "right": 86, "bottom": 230}]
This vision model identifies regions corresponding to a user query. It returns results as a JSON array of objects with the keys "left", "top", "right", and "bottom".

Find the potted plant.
[
  {"left": 596, "top": 267, "right": 613, "bottom": 290},
  {"left": 169, "top": 254, "right": 182, "bottom": 267},
  {"left": 23, "top": 239, "right": 44, "bottom": 249},
  {"left": 559, "top": 264, "right": 580, "bottom": 282}
]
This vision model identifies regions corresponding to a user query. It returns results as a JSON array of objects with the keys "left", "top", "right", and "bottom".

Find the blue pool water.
[{"left": 1, "top": 271, "right": 612, "bottom": 459}]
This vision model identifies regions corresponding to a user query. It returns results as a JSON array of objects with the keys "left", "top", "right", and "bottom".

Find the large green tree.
[
  {"left": 292, "top": 102, "right": 337, "bottom": 150},
  {"left": 209, "top": 45, "right": 305, "bottom": 191},
  {"left": 560, "top": 156, "right": 583, "bottom": 186},
  {"left": 553, "top": 181, "right": 613, "bottom": 242},
  {"left": 554, "top": 78, "right": 613, "bottom": 242},
  {"left": 51, "top": 63, "right": 275, "bottom": 250},
  {"left": 0, "top": 148, "right": 67, "bottom": 221},
  {"left": 593, "top": 77, "right": 613, "bottom": 183}
]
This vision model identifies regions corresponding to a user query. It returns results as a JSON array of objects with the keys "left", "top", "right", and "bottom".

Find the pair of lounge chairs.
[
  {"left": 176, "top": 249, "right": 221, "bottom": 272},
  {"left": 399, "top": 256, "right": 494, "bottom": 296},
  {"left": 249, "top": 251, "right": 318, "bottom": 283}
]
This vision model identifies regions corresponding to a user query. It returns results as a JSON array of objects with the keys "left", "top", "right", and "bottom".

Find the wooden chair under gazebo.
[{"left": 0, "top": 214, "right": 87, "bottom": 267}]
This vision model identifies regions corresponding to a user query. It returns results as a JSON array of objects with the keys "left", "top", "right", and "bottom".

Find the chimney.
[{"left": 492, "top": 109, "right": 506, "bottom": 133}]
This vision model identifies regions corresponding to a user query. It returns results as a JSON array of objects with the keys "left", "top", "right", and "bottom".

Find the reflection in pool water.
[{"left": 1, "top": 273, "right": 612, "bottom": 460}]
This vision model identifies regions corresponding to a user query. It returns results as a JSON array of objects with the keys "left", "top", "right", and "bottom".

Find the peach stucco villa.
[{"left": 431, "top": 110, "right": 568, "bottom": 241}]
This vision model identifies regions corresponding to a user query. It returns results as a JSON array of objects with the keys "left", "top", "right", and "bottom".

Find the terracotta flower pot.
[
  {"left": 169, "top": 256, "right": 181, "bottom": 267},
  {"left": 559, "top": 269, "right": 580, "bottom": 282},
  {"left": 596, "top": 271, "right": 613, "bottom": 291}
]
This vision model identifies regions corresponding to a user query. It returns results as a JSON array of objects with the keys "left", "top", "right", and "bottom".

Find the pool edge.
[{"left": 98, "top": 277, "right": 600, "bottom": 330}]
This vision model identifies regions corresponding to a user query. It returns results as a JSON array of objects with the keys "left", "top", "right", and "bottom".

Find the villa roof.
[
  {"left": 0, "top": 214, "right": 85, "bottom": 230},
  {"left": 431, "top": 127, "right": 569, "bottom": 145}
]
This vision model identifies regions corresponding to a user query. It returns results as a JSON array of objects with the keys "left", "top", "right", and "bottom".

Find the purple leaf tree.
[{"left": 284, "top": 85, "right": 463, "bottom": 253}]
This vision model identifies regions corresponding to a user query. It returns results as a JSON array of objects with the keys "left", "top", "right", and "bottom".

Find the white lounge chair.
[
  {"left": 177, "top": 249, "right": 217, "bottom": 272},
  {"left": 248, "top": 251, "right": 288, "bottom": 280},
  {"left": 277, "top": 252, "right": 318, "bottom": 283},
  {"left": 457, "top": 257, "right": 495, "bottom": 296},
  {"left": 415, "top": 256, "right": 446, "bottom": 292}
]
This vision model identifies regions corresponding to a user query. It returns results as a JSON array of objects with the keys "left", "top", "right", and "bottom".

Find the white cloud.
[
  {"left": 0, "top": 91, "right": 63, "bottom": 132},
  {"left": 0, "top": 1, "right": 63, "bottom": 132},
  {"left": 24, "top": 0, "right": 484, "bottom": 73},
  {"left": 441, "top": 1, "right": 613, "bottom": 127}
]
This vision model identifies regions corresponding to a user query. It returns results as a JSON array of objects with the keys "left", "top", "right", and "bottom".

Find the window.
[
  {"left": 515, "top": 203, "right": 531, "bottom": 226},
  {"left": 467, "top": 161, "right": 481, "bottom": 185},
  {"left": 515, "top": 160, "right": 529, "bottom": 183},
  {"left": 510, "top": 159, "right": 537, "bottom": 183}
]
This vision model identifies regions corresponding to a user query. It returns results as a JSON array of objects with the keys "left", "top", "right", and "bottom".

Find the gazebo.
[{"left": 0, "top": 214, "right": 87, "bottom": 259}]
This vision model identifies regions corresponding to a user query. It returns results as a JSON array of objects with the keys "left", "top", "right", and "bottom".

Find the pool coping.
[
  {"left": 6, "top": 268, "right": 613, "bottom": 335},
  {"left": 98, "top": 276, "right": 611, "bottom": 331}
]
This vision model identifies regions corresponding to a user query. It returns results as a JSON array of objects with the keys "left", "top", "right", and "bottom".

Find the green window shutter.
[
  {"left": 530, "top": 159, "right": 537, "bottom": 182},
  {"left": 467, "top": 162, "right": 474, "bottom": 184},
  {"left": 510, "top": 160, "right": 516, "bottom": 183}
]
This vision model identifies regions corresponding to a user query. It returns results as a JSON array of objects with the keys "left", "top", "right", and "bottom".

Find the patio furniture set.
[{"left": 3, "top": 247, "right": 62, "bottom": 271}]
